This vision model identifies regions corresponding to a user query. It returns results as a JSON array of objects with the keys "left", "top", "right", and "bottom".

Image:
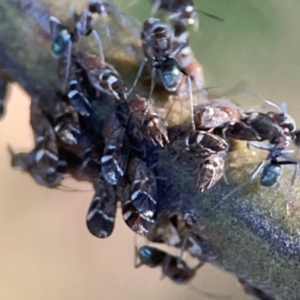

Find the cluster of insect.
[{"left": 2, "top": 0, "right": 300, "bottom": 292}]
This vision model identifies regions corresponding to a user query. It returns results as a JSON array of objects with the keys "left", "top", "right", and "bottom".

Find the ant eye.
[
  {"left": 161, "top": 58, "right": 182, "bottom": 91},
  {"left": 260, "top": 164, "right": 282, "bottom": 187},
  {"left": 51, "top": 30, "right": 71, "bottom": 57}
]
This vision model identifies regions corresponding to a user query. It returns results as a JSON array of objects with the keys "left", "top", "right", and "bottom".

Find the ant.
[
  {"left": 50, "top": 4, "right": 128, "bottom": 105},
  {"left": 247, "top": 142, "right": 298, "bottom": 188},
  {"left": 149, "top": 0, "right": 224, "bottom": 31},
  {"left": 49, "top": 2, "right": 104, "bottom": 81},
  {"left": 129, "top": 18, "right": 195, "bottom": 128},
  {"left": 217, "top": 90, "right": 299, "bottom": 198},
  {"left": 135, "top": 245, "right": 203, "bottom": 284},
  {"left": 239, "top": 91, "right": 298, "bottom": 187}
]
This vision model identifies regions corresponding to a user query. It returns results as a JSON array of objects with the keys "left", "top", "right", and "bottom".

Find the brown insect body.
[
  {"left": 196, "top": 151, "right": 226, "bottom": 192},
  {"left": 128, "top": 95, "right": 169, "bottom": 147},
  {"left": 186, "top": 130, "right": 229, "bottom": 157},
  {"left": 194, "top": 103, "right": 245, "bottom": 131},
  {"left": 53, "top": 102, "right": 81, "bottom": 146},
  {"left": 77, "top": 53, "right": 127, "bottom": 103}
]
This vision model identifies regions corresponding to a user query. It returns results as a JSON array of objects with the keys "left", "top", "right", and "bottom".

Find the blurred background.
[{"left": 1, "top": 0, "right": 300, "bottom": 299}]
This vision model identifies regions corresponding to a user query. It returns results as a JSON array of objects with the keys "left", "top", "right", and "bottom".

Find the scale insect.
[
  {"left": 127, "top": 95, "right": 169, "bottom": 147},
  {"left": 122, "top": 198, "right": 155, "bottom": 236},
  {"left": 101, "top": 114, "right": 129, "bottom": 186},
  {"left": 126, "top": 157, "right": 158, "bottom": 219},
  {"left": 86, "top": 178, "right": 117, "bottom": 238},
  {"left": 8, "top": 139, "right": 67, "bottom": 189}
]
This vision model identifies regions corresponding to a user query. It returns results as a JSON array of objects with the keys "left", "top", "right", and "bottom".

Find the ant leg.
[
  {"left": 150, "top": 0, "right": 162, "bottom": 15},
  {"left": 197, "top": 9, "right": 224, "bottom": 22},
  {"left": 92, "top": 29, "right": 105, "bottom": 64},
  {"left": 103, "top": 23, "right": 111, "bottom": 39},
  {"left": 186, "top": 75, "right": 195, "bottom": 130},
  {"left": 161, "top": 254, "right": 171, "bottom": 280},
  {"left": 222, "top": 181, "right": 248, "bottom": 201},
  {"left": 149, "top": 67, "right": 156, "bottom": 100},
  {"left": 63, "top": 41, "right": 72, "bottom": 91},
  {"left": 127, "top": 59, "right": 147, "bottom": 96},
  {"left": 223, "top": 158, "right": 266, "bottom": 201},
  {"left": 193, "top": 14, "right": 199, "bottom": 32},
  {"left": 134, "top": 234, "right": 143, "bottom": 268},
  {"left": 247, "top": 142, "right": 271, "bottom": 152},
  {"left": 292, "top": 162, "right": 299, "bottom": 186},
  {"left": 222, "top": 170, "right": 229, "bottom": 185},
  {"left": 251, "top": 160, "right": 266, "bottom": 180},
  {"left": 176, "top": 234, "right": 188, "bottom": 267},
  {"left": 0, "top": 77, "right": 8, "bottom": 118},
  {"left": 275, "top": 160, "right": 299, "bottom": 186}
]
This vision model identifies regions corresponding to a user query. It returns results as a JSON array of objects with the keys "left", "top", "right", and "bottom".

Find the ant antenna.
[
  {"left": 186, "top": 75, "right": 195, "bottom": 130},
  {"left": 91, "top": 29, "right": 105, "bottom": 64},
  {"left": 195, "top": 9, "right": 224, "bottom": 22},
  {"left": 150, "top": 0, "right": 162, "bottom": 16},
  {"left": 242, "top": 87, "right": 285, "bottom": 111},
  {"left": 127, "top": 59, "right": 147, "bottom": 96},
  {"left": 56, "top": 183, "right": 94, "bottom": 192}
]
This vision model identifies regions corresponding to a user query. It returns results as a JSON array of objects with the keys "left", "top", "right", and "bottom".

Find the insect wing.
[
  {"left": 127, "top": 158, "right": 157, "bottom": 218},
  {"left": 68, "top": 80, "right": 91, "bottom": 117},
  {"left": 101, "top": 116, "right": 128, "bottom": 185},
  {"left": 186, "top": 131, "right": 228, "bottom": 156},
  {"left": 122, "top": 199, "right": 155, "bottom": 236},
  {"left": 86, "top": 179, "right": 116, "bottom": 238}
]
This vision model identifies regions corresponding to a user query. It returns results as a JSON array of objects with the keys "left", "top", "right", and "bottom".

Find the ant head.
[
  {"left": 160, "top": 57, "right": 183, "bottom": 92},
  {"left": 260, "top": 162, "right": 282, "bottom": 187},
  {"left": 49, "top": 16, "right": 71, "bottom": 58},
  {"left": 51, "top": 29, "right": 71, "bottom": 58},
  {"left": 138, "top": 245, "right": 165, "bottom": 267}
]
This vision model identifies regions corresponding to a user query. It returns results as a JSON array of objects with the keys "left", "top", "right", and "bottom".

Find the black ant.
[
  {"left": 149, "top": 0, "right": 224, "bottom": 31},
  {"left": 129, "top": 18, "right": 195, "bottom": 128}
]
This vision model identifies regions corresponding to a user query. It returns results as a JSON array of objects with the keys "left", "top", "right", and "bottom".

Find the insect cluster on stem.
[{"left": 4, "top": 0, "right": 300, "bottom": 292}]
